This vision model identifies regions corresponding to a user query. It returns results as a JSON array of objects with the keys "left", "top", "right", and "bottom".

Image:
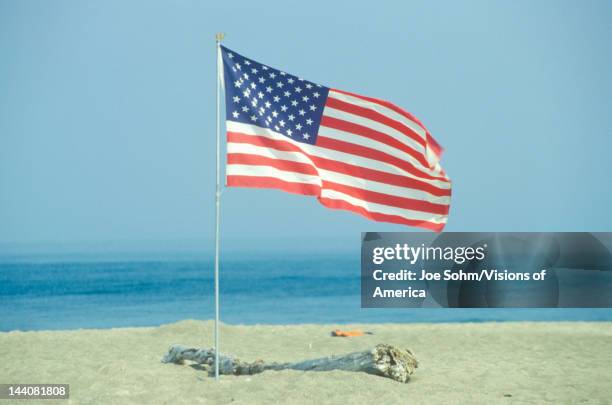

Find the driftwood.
[{"left": 162, "top": 343, "right": 418, "bottom": 383}]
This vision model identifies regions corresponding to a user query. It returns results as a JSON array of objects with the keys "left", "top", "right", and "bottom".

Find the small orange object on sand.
[{"left": 331, "top": 329, "right": 369, "bottom": 337}]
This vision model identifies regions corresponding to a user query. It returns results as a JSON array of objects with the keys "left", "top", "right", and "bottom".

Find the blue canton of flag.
[{"left": 221, "top": 46, "right": 329, "bottom": 145}]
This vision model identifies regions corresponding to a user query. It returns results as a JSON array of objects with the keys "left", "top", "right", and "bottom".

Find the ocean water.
[{"left": 1, "top": 253, "right": 611, "bottom": 331}]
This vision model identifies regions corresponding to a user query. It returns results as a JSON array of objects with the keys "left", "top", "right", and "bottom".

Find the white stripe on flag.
[{"left": 320, "top": 189, "right": 448, "bottom": 224}]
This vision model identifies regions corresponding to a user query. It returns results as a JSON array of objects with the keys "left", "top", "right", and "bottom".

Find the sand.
[{"left": 1, "top": 321, "right": 611, "bottom": 404}]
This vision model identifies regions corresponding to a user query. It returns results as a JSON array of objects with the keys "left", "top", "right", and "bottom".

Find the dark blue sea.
[{"left": 1, "top": 253, "right": 611, "bottom": 331}]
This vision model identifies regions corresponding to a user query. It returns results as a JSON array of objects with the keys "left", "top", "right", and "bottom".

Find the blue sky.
[{"left": 1, "top": 0, "right": 611, "bottom": 253}]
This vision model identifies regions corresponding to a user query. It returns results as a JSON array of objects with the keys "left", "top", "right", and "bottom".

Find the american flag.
[{"left": 220, "top": 46, "right": 451, "bottom": 232}]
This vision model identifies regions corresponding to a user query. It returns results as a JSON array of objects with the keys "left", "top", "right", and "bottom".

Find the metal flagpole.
[{"left": 214, "top": 31, "right": 224, "bottom": 382}]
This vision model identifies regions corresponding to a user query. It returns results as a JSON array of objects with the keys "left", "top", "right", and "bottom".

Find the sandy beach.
[{"left": 0, "top": 321, "right": 611, "bottom": 404}]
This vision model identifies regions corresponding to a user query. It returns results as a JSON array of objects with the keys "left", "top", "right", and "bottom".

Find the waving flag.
[{"left": 220, "top": 46, "right": 451, "bottom": 231}]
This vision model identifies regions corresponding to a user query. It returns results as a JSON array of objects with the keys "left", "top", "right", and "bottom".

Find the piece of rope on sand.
[{"left": 162, "top": 343, "right": 418, "bottom": 383}]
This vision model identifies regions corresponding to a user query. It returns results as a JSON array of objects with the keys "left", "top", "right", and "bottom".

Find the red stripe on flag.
[
  {"left": 322, "top": 180, "right": 449, "bottom": 215},
  {"left": 318, "top": 197, "right": 445, "bottom": 232},
  {"left": 227, "top": 175, "right": 320, "bottom": 196}
]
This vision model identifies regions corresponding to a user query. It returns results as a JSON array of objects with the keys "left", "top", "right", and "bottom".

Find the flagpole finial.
[{"left": 215, "top": 32, "right": 225, "bottom": 42}]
